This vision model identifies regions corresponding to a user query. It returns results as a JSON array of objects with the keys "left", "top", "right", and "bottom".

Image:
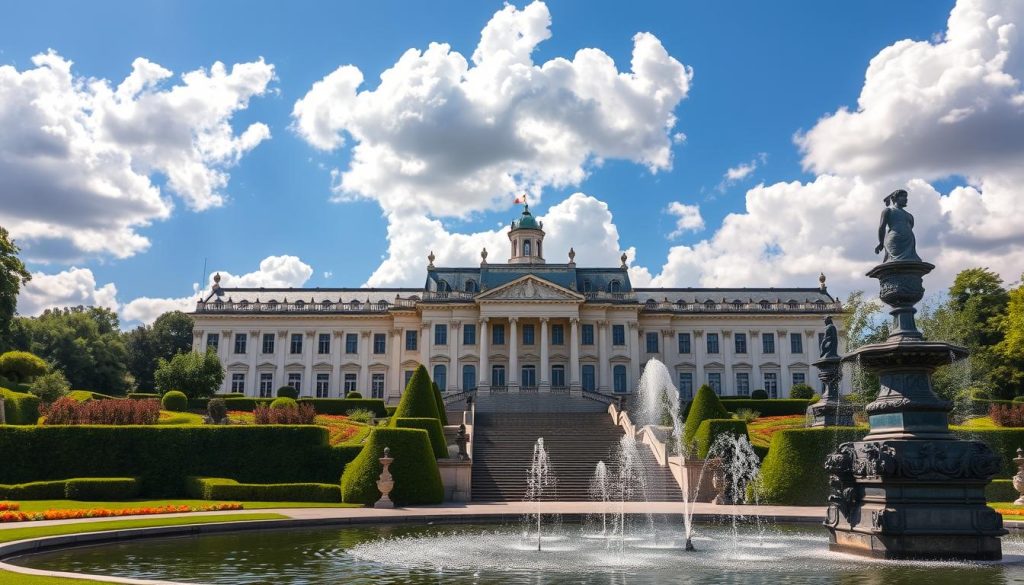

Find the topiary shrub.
[
  {"left": 986, "top": 479, "right": 1018, "bottom": 502},
  {"left": 682, "top": 384, "right": 729, "bottom": 452},
  {"left": 270, "top": 397, "right": 298, "bottom": 409},
  {"left": 186, "top": 476, "right": 340, "bottom": 502},
  {"left": 694, "top": 419, "right": 749, "bottom": 459},
  {"left": 64, "top": 477, "right": 141, "bottom": 500},
  {"left": 789, "top": 384, "right": 815, "bottom": 399},
  {"left": 432, "top": 381, "right": 448, "bottom": 426},
  {"left": 341, "top": 427, "right": 443, "bottom": 505},
  {"left": 345, "top": 391, "right": 362, "bottom": 399},
  {"left": 0, "top": 351, "right": 48, "bottom": 383},
  {"left": 750, "top": 389, "right": 768, "bottom": 400},
  {"left": 392, "top": 417, "right": 448, "bottom": 459},
  {"left": 30, "top": 371, "right": 71, "bottom": 402},
  {"left": 392, "top": 365, "right": 440, "bottom": 421},
  {"left": 277, "top": 386, "right": 299, "bottom": 400},
  {"left": 67, "top": 390, "right": 116, "bottom": 402},
  {"left": 296, "top": 398, "right": 387, "bottom": 417},
  {"left": 208, "top": 398, "right": 228, "bottom": 424},
  {"left": 0, "top": 387, "right": 41, "bottom": 425},
  {"left": 755, "top": 427, "right": 866, "bottom": 505},
  {"left": 0, "top": 480, "right": 68, "bottom": 499},
  {"left": 161, "top": 390, "right": 188, "bottom": 412},
  {"left": 345, "top": 409, "right": 375, "bottom": 424}
]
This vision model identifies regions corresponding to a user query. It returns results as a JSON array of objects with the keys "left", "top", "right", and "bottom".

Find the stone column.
[
  {"left": 333, "top": 330, "right": 344, "bottom": 398},
  {"left": 628, "top": 321, "right": 641, "bottom": 392},
  {"left": 247, "top": 329, "right": 260, "bottom": 397},
  {"left": 569, "top": 317, "right": 581, "bottom": 394},
  {"left": 539, "top": 317, "right": 550, "bottom": 392},
  {"left": 219, "top": 330, "right": 232, "bottom": 391},
  {"left": 509, "top": 317, "right": 519, "bottom": 393},
  {"left": 750, "top": 330, "right": 762, "bottom": 392},
  {"left": 598, "top": 320, "right": 610, "bottom": 393},
  {"left": 694, "top": 330, "right": 705, "bottom": 389},
  {"left": 304, "top": 330, "right": 316, "bottom": 397},
  {"left": 276, "top": 330, "right": 287, "bottom": 393},
  {"left": 449, "top": 320, "right": 461, "bottom": 392},
  {"left": 389, "top": 328, "right": 402, "bottom": 400},
  {"left": 192, "top": 331, "right": 202, "bottom": 354},
  {"left": 360, "top": 331, "right": 371, "bottom": 395},
  {"left": 778, "top": 329, "right": 789, "bottom": 397},
  {"left": 661, "top": 328, "right": 675, "bottom": 370},
  {"left": 421, "top": 321, "right": 433, "bottom": 373},
  {"left": 722, "top": 330, "right": 733, "bottom": 396},
  {"left": 478, "top": 317, "right": 490, "bottom": 393}
]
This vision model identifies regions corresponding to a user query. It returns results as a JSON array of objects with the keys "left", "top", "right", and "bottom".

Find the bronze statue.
[
  {"left": 874, "top": 189, "right": 921, "bottom": 262},
  {"left": 820, "top": 316, "right": 839, "bottom": 359}
]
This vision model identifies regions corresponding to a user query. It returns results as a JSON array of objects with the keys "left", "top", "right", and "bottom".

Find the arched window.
[
  {"left": 609, "top": 280, "right": 621, "bottom": 293},
  {"left": 295, "top": 300, "right": 305, "bottom": 309},
  {"left": 465, "top": 279, "right": 479, "bottom": 293},
  {"left": 524, "top": 240, "right": 532, "bottom": 256},
  {"left": 613, "top": 365, "right": 628, "bottom": 394},
  {"left": 433, "top": 365, "right": 447, "bottom": 392},
  {"left": 320, "top": 300, "right": 332, "bottom": 310},
  {"left": 676, "top": 300, "right": 688, "bottom": 309},
  {"left": 704, "top": 300, "right": 715, "bottom": 309},
  {"left": 788, "top": 300, "right": 799, "bottom": 309},
  {"left": 760, "top": 300, "right": 771, "bottom": 310},
  {"left": 350, "top": 300, "right": 361, "bottom": 310},
  {"left": 645, "top": 299, "right": 657, "bottom": 309},
  {"left": 537, "top": 241, "right": 542, "bottom": 258},
  {"left": 462, "top": 365, "right": 476, "bottom": 391},
  {"left": 437, "top": 280, "right": 451, "bottom": 293},
  {"left": 582, "top": 279, "right": 592, "bottom": 292},
  {"left": 512, "top": 240, "right": 517, "bottom": 256}
]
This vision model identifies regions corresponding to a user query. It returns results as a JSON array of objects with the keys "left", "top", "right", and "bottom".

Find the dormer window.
[
  {"left": 321, "top": 300, "right": 332, "bottom": 310},
  {"left": 238, "top": 300, "right": 249, "bottom": 308},
  {"left": 582, "top": 279, "right": 592, "bottom": 293},
  {"left": 437, "top": 280, "right": 451, "bottom": 293},
  {"left": 788, "top": 300, "right": 799, "bottom": 309},
  {"left": 267, "top": 300, "right": 278, "bottom": 310},
  {"left": 350, "top": 300, "right": 361, "bottom": 310},
  {"left": 676, "top": 300, "right": 687, "bottom": 309},
  {"left": 760, "top": 300, "right": 771, "bottom": 309},
  {"left": 645, "top": 299, "right": 657, "bottom": 309},
  {"left": 465, "top": 279, "right": 479, "bottom": 293},
  {"left": 295, "top": 300, "right": 305, "bottom": 309},
  {"left": 609, "top": 280, "right": 621, "bottom": 293},
  {"left": 704, "top": 300, "right": 715, "bottom": 309}
]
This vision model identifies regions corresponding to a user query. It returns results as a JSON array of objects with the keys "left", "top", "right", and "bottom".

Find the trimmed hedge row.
[
  {"left": 393, "top": 417, "right": 448, "bottom": 459},
  {"left": 0, "top": 477, "right": 141, "bottom": 500},
  {"left": 694, "top": 419, "right": 749, "bottom": 459},
  {"left": 721, "top": 399, "right": 815, "bottom": 417},
  {"left": 986, "top": 479, "right": 1018, "bottom": 502},
  {"left": 67, "top": 390, "right": 116, "bottom": 402},
  {"left": 127, "top": 393, "right": 160, "bottom": 400},
  {"left": 341, "top": 427, "right": 443, "bottom": 505},
  {"left": 297, "top": 398, "right": 388, "bottom": 418},
  {"left": 952, "top": 427, "right": 1024, "bottom": 479},
  {"left": 755, "top": 427, "right": 866, "bottom": 505},
  {"left": 0, "top": 426, "right": 363, "bottom": 497},
  {"left": 186, "top": 476, "right": 340, "bottom": 502},
  {"left": 0, "top": 387, "right": 40, "bottom": 425}
]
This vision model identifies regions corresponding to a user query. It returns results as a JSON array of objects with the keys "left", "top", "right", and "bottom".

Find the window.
[
  {"left": 582, "top": 365, "right": 596, "bottom": 392},
  {"left": 521, "top": 365, "right": 537, "bottom": 388},
  {"left": 522, "top": 324, "right": 535, "bottom": 345},
  {"left": 404, "top": 370, "right": 415, "bottom": 389},
  {"left": 707, "top": 333, "right": 719, "bottom": 354},
  {"left": 678, "top": 372, "right": 693, "bottom": 400},
  {"left": 405, "top": 329, "right": 418, "bottom": 351},
  {"left": 316, "top": 373, "right": 330, "bottom": 398},
  {"left": 434, "top": 324, "right": 447, "bottom": 346},
  {"left": 318, "top": 333, "right": 331, "bottom": 354},
  {"left": 206, "top": 333, "right": 219, "bottom": 352},
  {"left": 287, "top": 373, "right": 302, "bottom": 393},
  {"left": 582, "top": 324, "right": 594, "bottom": 345},
  {"left": 613, "top": 365, "right": 628, "bottom": 393},
  {"left": 373, "top": 333, "right": 386, "bottom": 354},
  {"left": 764, "top": 372, "right": 778, "bottom": 398},
  {"left": 463, "top": 324, "right": 476, "bottom": 345},
  {"left": 492, "top": 324, "right": 505, "bottom": 345},
  {"left": 345, "top": 333, "right": 358, "bottom": 354},
  {"left": 262, "top": 333, "right": 274, "bottom": 354},
  {"left": 551, "top": 324, "right": 564, "bottom": 345},
  {"left": 551, "top": 365, "right": 566, "bottom": 388},
  {"left": 259, "top": 373, "right": 273, "bottom": 398},
  {"left": 465, "top": 279, "right": 479, "bottom": 293},
  {"left": 433, "top": 365, "right": 447, "bottom": 391},
  {"left": 609, "top": 280, "right": 621, "bottom": 293},
  {"left": 523, "top": 240, "right": 531, "bottom": 256},
  {"left": 790, "top": 333, "right": 803, "bottom": 354},
  {"left": 344, "top": 373, "right": 357, "bottom": 394},
  {"left": 735, "top": 333, "right": 747, "bottom": 354},
  {"left": 763, "top": 332, "right": 776, "bottom": 354},
  {"left": 492, "top": 365, "right": 506, "bottom": 387},
  {"left": 462, "top": 365, "right": 476, "bottom": 391},
  {"left": 646, "top": 331, "right": 659, "bottom": 353},
  {"left": 234, "top": 333, "right": 247, "bottom": 354},
  {"left": 736, "top": 373, "right": 750, "bottom": 396},
  {"left": 708, "top": 372, "right": 722, "bottom": 395},
  {"left": 231, "top": 373, "right": 245, "bottom": 393},
  {"left": 290, "top": 333, "right": 303, "bottom": 354},
  {"left": 792, "top": 372, "right": 806, "bottom": 388},
  {"left": 612, "top": 324, "right": 625, "bottom": 346},
  {"left": 582, "top": 279, "right": 592, "bottom": 292},
  {"left": 678, "top": 333, "right": 691, "bottom": 354},
  {"left": 371, "top": 373, "right": 385, "bottom": 398}
]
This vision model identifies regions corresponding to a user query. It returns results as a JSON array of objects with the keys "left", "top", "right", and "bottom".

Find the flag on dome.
[{"left": 513, "top": 193, "right": 528, "bottom": 204}]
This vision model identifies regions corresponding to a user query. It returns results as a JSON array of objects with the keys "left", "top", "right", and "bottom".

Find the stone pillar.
[
  {"left": 661, "top": 328, "right": 675, "bottom": 370},
  {"left": 219, "top": 330, "right": 232, "bottom": 392},
  {"left": 722, "top": 330, "right": 733, "bottom": 396},
  {"left": 569, "top": 317, "right": 581, "bottom": 394},
  {"left": 304, "top": 330, "right": 316, "bottom": 397},
  {"left": 333, "top": 330, "right": 344, "bottom": 398},
  {"left": 247, "top": 329, "right": 260, "bottom": 397},
  {"left": 778, "top": 329, "right": 789, "bottom": 397},
  {"left": 478, "top": 317, "right": 490, "bottom": 393},
  {"left": 509, "top": 317, "right": 519, "bottom": 393},
  {"left": 628, "top": 321, "right": 640, "bottom": 393},
  {"left": 449, "top": 320, "right": 460, "bottom": 392},
  {"left": 359, "top": 331, "right": 371, "bottom": 395},
  {"left": 598, "top": 320, "right": 610, "bottom": 393},
  {"left": 276, "top": 330, "right": 287, "bottom": 393},
  {"left": 694, "top": 330, "right": 705, "bottom": 389},
  {"left": 422, "top": 321, "right": 433, "bottom": 375},
  {"left": 389, "top": 328, "right": 402, "bottom": 400},
  {"left": 539, "top": 317, "right": 550, "bottom": 392},
  {"left": 192, "top": 331, "right": 202, "bottom": 354}
]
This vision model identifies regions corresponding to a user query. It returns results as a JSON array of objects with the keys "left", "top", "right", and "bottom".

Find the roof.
[
  {"left": 426, "top": 263, "right": 632, "bottom": 293},
  {"left": 633, "top": 287, "right": 835, "bottom": 304},
  {"left": 511, "top": 205, "right": 542, "bottom": 231}
]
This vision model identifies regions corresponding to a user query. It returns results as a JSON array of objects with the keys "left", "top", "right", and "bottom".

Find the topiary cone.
[
  {"left": 432, "top": 381, "right": 448, "bottom": 426},
  {"left": 682, "top": 384, "right": 729, "bottom": 452},
  {"left": 340, "top": 427, "right": 443, "bottom": 505},
  {"left": 392, "top": 365, "right": 440, "bottom": 420}
]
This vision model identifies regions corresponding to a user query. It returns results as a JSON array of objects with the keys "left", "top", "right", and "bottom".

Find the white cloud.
[
  {"left": 0, "top": 52, "right": 274, "bottom": 262},
  {"left": 17, "top": 268, "right": 120, "bottom": 317},
  {"left": 717, "top": 152, "right": 767, "bottom": 192},
  {"left": 665, "top": 202, "right": 704, "bottom": 238},
  {"left": 292, "top": 1, "right": 692, "bottom": 218}
]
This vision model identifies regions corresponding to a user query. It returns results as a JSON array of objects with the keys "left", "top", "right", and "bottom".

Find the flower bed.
[
  {"left": 0, "top": 502, "right": 18, "bottom": 511},
  {"left": 228, "top": 411, "right": 368, "bottom": 446},
  {"left": 0, "top": 503, "right": 243, "bottom": 523},
  {"left": 747, "top": 415, "right": 807, "bottom": 450},
  {"left": 42, "top": 397, "right": 161, "bottom": 425}
]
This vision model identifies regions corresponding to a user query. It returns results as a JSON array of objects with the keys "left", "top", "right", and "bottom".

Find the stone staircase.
[{"left": 470, "top": 397, "right": 682, "bottom": 502}]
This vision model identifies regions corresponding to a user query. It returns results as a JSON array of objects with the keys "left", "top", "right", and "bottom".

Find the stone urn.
[
  {"left": 374, "top": 447, "right": 395, "bottom": 509},
  {"left": 1013, "top": 448, "right": 1024, "bottom": 506}
]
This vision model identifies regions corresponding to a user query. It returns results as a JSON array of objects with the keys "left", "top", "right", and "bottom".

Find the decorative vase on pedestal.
[{"left": 374, "top": 447, "right": 395, "bottom": 509}]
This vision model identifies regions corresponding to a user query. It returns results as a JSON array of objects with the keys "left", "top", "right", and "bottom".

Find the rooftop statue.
[
  {"left": 819, "top": 316, "right": 839, "bottom": 359},
  {"left": 874, "top": 189, "right": 921, "bottom": 262}
]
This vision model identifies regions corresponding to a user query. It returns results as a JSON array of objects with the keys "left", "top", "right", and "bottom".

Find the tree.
[
  {"left": 124, "top": 311, "right": 194, "bottom": 393},
  {"left": 998, "top": 277, "right": 1024, "bottom": 363},
  {"left": 949, "top": 268, "right": 1008, "bottom": 348},
  {"left": 0, "top": 350, "right": 47, "bottom": 383},
  {"left": 840, "top": 291, "right": 889, "bottom": 399},
  {"left": 154, "top": 350, "right": 224, "bottom": 399},
  {"left": 0, "top": 227, "right": 31, "bottom": 349},
  {"left": 30, "top": 370, "right": 70, "bottom": 402}
]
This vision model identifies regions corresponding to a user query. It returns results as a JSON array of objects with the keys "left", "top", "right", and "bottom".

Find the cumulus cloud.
[
  {"left": 717, "top": 153, "right": 767, "bottom": 192},
  {"left": 292, "top": 1, "right": 692, "bottom": 218},
  {"left": 665, "top": 202, "right": 704, "bottom": 238},
  {"left": 0, "top": 52, "right": 274, "bottom": 262},
  {"left": 17, "top": 268, "right": 120, "bottom": 317}
]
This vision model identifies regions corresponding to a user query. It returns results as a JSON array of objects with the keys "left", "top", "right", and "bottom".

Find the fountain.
[
  {"left": 588, "top": 461, "right": 611, "bottom": 535},
  {"left": 824, "top": 188, "right": 1006, "bottom": 560},
  {"left": 524, "top": 437, "right": 555, "bottom": 551},
  {"left": 807, "top": 315, "right": 855, "bottom": 427}
]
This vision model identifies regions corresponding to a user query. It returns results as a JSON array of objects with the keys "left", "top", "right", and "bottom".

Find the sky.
[{"left": 5, "top": 0, "right": 1024, "bottom": 327}]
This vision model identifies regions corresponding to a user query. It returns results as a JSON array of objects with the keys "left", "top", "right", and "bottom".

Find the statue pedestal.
[{"left": 807, "top": 356, "right": 854, "bottom": 427}]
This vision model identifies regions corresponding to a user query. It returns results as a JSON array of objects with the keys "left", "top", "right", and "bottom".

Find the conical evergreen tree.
[
  {"left": 682, "top": 384, "right": 729, "bottom": 451},
  {"left": 432, "top": 381, "right": 449, "bottom": 426},
  {"left": 392, "top": 364, "right": 440, "bottom": 420}
]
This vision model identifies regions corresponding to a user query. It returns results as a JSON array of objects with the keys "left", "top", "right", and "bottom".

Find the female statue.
[
  {"left": 820, "top": 316, "right": 839, "bottom": 359},
  {"left": 874, "top": 189, "right": 921, "bottom": 262}
]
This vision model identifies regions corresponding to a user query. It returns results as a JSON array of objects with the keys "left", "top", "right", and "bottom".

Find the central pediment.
[{"left": 476, "top": 275, "right": 584, "bottom": 303}]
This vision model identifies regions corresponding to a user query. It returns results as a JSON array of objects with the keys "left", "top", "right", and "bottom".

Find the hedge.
[
  {"left": 986, "top": 479, "right": 1018, "bottom": 502},
  {"left": 0, "top": 426, "right": 364, "bottom": 497},
  {"left": 754, "top": 427, "right": 866, "bottom": 505},
  {"left": 393, "top": 366, "right": 440, "bottom": 420},
  {"left": 277, "top": 386, "right": 299, "bottom": 400},
  {"left": 161, "top": 390, "right": 188, "bottom": 412},
  {"left": 392, "top": 417, "right": 448, "bottom": 459},
  {"left": 341, "top": 427, "right": 443, "bottom": 506},
  {"left": 223, "top": 397, "right": 272, "bottom": 412},
  {"left": 270, "top": 397, "right": 297, "bottom": 409},
  {"left": 694, "top": 419, "right": 749, "bottom": 459},
  {"left": 0, "top": 480, "right": 67, "bottom": 499},
  {"left": 68, "top": 390, "right": 116, "bottom": 402},
  {"left": 186, "top": 476, "right": 340, "bottom": 502},
  {"left": 432, "top": 382, "right": 448, "bottom": 426},
  {"left": 0, "top": 477, "right": 140, "bottom": 500},
  {"left": 720, "top": 399, "right": 815, "bottom": 417},
  {"left": 0, "top": 387, "right": 40, "bottom": 425},
  {"left": 127, "top": 393, "right": 160, "bottom": 401},
  {"left": 297, "top": 398, "right": 387, "bottom": 418},
  {"left": 952, "top": 427, "right": 1024, "bottom": 479},
  {"left": 386, "top": 406, "right": 398, "bottom": 417},
  {"left": 683, "top": 385, "right": 728, "bottom": 449}
]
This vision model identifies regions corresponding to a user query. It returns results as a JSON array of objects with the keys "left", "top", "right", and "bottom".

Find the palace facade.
[{"left": 190, "top": 207, "right": 847, "bottom": 402}]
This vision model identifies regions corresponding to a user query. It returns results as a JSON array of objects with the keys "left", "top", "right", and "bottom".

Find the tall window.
[
  {"left": 462, "top": 365, "right": 476, "bottom": 391},
  {"left": 433, "top": 364, "right": 447, "bottom": 391},
  {"left": 318, "top": 333, "right": 331, "bottom": 354},
  {"left": 582, "top": 324, "right": 594, "bottom": 345},
  {"left": 706, "top": 333, "right": 720, "bottom": 354},
  {"left": 344, "top": 373, "right": 358, "bottom": 394},
  {"left": 492, "top": 365, "right": 506, "bottom": 387},
  {"left": 434, "top": 324, "right": 447, "bottom": 346},
  {"left": 708, "top": 372, "right": 722, "bottom": 395},
  {"left": 551, "top": 324, "right": 564, "bottom": 345},
  {"left": 790, "top": 333, "right": 803, "bottom": 354},
  {"left": 492, "top": 323, "right": 505, "bottom": 345},
  {"left": 735, "top": 333, "right": 747, "bottom": 354},
  {"left": 613, "top": 365, "right": 628, "bottom": 393},
  {"left": 582, "top": 365, "right": 596, "bottom": 392},
  {"left": 405, "top": 329, "right": 418, "bottom": 351},
  {"left": 792, "top": 372, "right": 806, "bottom": 388},
  {"left": 523, "top": 240, "right": 531, "bottom": 256},
  {"left": 371, "top": 373, "right": 385, "bottom": 398},
  {"left": 646, "top": 332, "right": 659, "bottom": 353},
  {"left": 345, "top": 333, "right": 358, "bottom": 354},
  {"left": 316, "top": 373, "right": 330, "bottom": 398},
  {"left": 287, "top": 372, "right": 302, "bottom": 393},
  {"left": 262, "top": 333, "right": 275, "bottom": 354},
  {"left": 231, "top": 373, "right": 245, "bottom": 393},
  {"left": 373, "top": 333, "right": 386, "bottom": 354},
  {"left": 678, "top": 333, "right": 691, "bottom": 354},
  {"left": 736, "top": 373, "right": 750, "bottom": 396},
  {"left": 521, "top": 365, "right": 537, "bottom": 388},
  {"left": 678, "top": 372, "right": 693, "bottom": 400},
  {"left": 522, "top": 324, "right": 535, "bottom": 345},
  {"left": 234, "top": 333, "right": 247, "bottom": 354},
  {"left": 259, "top": 373, "right": 273, "bottom": 398},
  {"left": 206, "top": 333, "right": 219, "bottom": 352},
  {"left": 463, "top": 324, "right": 476, "bottom": 345},
  {"left": 764, "top": 372, "right": 778, "bottom": 398},
  {"left": 762, "top": 333, "right": 776, "bottom": 354},
  {"left": 290, "top": 333, "right": 303, "bottom": 354},
  {"left": 551, "top": 365, "right": 566, "bottom": 388},
  {"left": 612, "top": 324, "right": 625, "bottom": 346}
]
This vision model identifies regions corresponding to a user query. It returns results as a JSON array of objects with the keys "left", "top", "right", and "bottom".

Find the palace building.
[{"left": 190, "top": 206, "right": 846, "bottom": 401}]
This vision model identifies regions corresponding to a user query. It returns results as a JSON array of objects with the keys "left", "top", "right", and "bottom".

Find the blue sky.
[{"left": 8, "top": 0, "right": 1024, "bottom": 326}]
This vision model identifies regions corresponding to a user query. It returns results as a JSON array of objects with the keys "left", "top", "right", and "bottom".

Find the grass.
[
  {"left": 8, "top": 499, "right": 361, "bottom": 512},
  {"left": 954, "top": 416, "right": 999, "bottom": 430},
  {"left": 157, "top": 411, "right": 205, "bottom": 425}
]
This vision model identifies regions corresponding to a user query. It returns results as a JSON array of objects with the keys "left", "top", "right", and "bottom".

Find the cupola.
[{"left": 508, "top": 205, "right": 545, "bottom": 264}]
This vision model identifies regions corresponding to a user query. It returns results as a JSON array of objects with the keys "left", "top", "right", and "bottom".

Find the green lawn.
[
  {"left": 157, "top": 411, "right": 205, "bottom": 425},
  {"left": 10, "top": 499, "right": 362, "bottom": 512},
  {"left": 954, "top": 416, "right": 998, "bottom": 429}
]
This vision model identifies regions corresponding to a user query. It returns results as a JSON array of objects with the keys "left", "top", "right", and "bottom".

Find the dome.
[{"left": 512, "top": 205, "right": 542, "bottom": 231}]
